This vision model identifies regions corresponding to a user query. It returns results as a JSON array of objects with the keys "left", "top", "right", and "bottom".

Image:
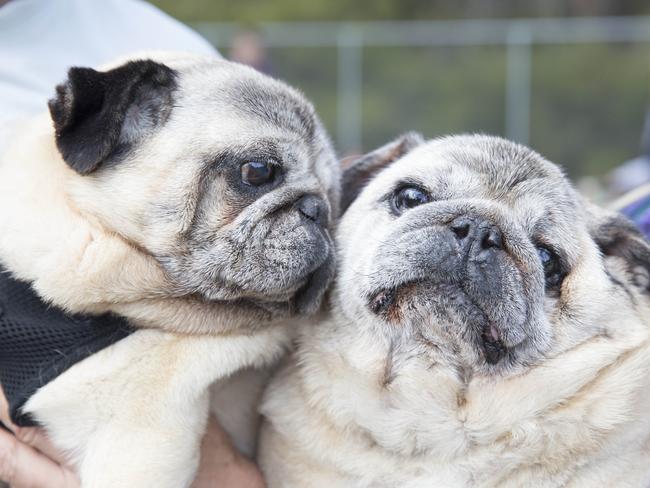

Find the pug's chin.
[
  {"left": 365, "top": 279, "right": 527, "bottom": 368},
  {"left": 196, "top": 253, "right": 334, "bottom": 319}
]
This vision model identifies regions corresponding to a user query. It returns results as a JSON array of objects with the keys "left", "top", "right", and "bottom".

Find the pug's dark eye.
[
  {"left": 537, "top": 246, "right": 563, "bottom": 288},
  {"left": 241, "top": 161, "right": 275, "bottom": 186},
  {"left": 392, "top": 186, "right": 431, "bottom": 214}
]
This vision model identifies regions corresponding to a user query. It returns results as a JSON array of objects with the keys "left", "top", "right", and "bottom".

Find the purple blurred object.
[{"left": 621, "top": 190, "right": 650, "bottom": 240}]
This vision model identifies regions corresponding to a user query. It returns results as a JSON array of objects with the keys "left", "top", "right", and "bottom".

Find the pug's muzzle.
[
  {"left": 273, "top": 194, "right": 335, "bottom": 315},
  {"left": 163, "top": 189, "right": 336, "bottom": 320},
  {"left": 367, "top": 210, "right": 538, "bottom": 366},
  {"left": 247, "top": 194, "right": 334, "bottom": 310}
]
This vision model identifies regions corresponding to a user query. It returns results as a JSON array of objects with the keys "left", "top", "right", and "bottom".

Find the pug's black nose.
[
  {"left": 297, "top": 195, "right": 328, "bottom": 227},
  {"left": 480, "top": 226, "right": 503, "bottom": 250},
  {"left": 450, "top": 216, "right": 503, "bottom": 255}
]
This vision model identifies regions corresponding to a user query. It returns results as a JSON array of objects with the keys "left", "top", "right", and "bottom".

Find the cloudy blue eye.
[
  {"left": 537, "top": 246, "right": 563, "bottom": 288},
  {"left": 241, "top": 161, "right": 275, "bottom": 186},
  {"left": 392, "top": 186, "right": 431, "bottom": 214},
  {"left": 538, "top": 246, "right": 552, "bottom": 267}
]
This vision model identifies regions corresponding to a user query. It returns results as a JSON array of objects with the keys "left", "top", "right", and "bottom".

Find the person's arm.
[{"left": 0, "top": 387, "right": 264, "bottom": 488}]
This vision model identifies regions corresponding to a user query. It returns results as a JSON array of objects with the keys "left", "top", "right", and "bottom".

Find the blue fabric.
[{"left": 621, "top": 191, "right": 650, "bottom": 240}]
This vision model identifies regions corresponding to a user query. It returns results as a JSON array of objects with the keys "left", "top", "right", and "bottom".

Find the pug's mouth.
[
  {"left": 368, "top": 280, "right": 509, "bottom": 365},
  {"left": 228, "top": 249, "right": 335, "bottom": 318}
]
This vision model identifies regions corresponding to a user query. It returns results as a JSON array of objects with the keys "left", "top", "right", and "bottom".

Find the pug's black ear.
[
  {"left": 48, "top": 60, "right": 177, "bottom": 175},
  {"left": 340, "top": 132, "right": 424, "bottom": 213},
  {"left": 590, "top": 209, "right": 650, "bottom": 292}
]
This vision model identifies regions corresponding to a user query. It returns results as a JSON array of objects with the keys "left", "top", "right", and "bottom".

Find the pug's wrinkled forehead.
[{"left": 173, "top": 61, "right": 324, "bottom": 156}]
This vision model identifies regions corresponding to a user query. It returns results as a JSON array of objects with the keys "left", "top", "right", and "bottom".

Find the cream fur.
[
  {"left": 0, "top": 51, "right": 336, "bottom": 487},
  {"left": 260, "top": 314, "right": 650, "bottom": 487},
  {"left": 26, "top": 327, "right": 289, "bottom": 488},
  {"left": 259, "top": 136, "right": 650, "bottom": 487},
  {"left": 0, "top": 111, "right": 290, "bottom": 487}
]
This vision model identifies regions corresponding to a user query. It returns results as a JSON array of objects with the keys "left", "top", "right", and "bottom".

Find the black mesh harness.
[{"left": 0, "top": 268, "right": 134, "bottom": 426}]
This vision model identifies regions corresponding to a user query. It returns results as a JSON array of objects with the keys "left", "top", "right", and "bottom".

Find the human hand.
[
  {"left": 0, "top": 387, "right": 264, "bottom": 488},
  {"left": 191, "top": 417, "right": 265, "bottom": 488},
  {"left": 0, "top": 386, "right": 79, "bottom": 487}
]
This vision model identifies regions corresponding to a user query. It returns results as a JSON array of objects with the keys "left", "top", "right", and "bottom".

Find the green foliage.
[
  {"left": 531, "top": 43, "right": 649, "bottom": 177},
  {"left": 149, "top": 0, "right": 650, "bottom": 22},
  {"left": 266, "top": 46, "right": 339, "bottom": 143},
  {"left": 147, "top": 1, "right": 650, "bottom": 178},
  {"left": 150, "top": 0, "right": 405, "bottom": 22},
  {"left": 361, "top": 46, "right": 506, "bottom": 151},
  {"left": 256, "top": 42, "right": 649, "bottom": 177}
]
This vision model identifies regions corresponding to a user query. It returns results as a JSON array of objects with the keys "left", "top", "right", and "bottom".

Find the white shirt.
[{"left": 0, "top": 0, "right": 218, "bottom": 131}]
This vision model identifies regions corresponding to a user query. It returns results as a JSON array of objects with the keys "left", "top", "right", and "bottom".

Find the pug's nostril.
[
  {"left": 481, "top": 228, "right": 503, "bottom": 250},
  {"left": 297, "top": 195, "right": 327, "bottom": 226},
  {"left": 451, "top": 221, "right": 471, "bottom": 241}
]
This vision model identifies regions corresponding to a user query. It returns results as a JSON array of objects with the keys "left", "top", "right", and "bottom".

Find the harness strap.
[{"left": 0, "top": 268, "right": 134, "bottom": 426}]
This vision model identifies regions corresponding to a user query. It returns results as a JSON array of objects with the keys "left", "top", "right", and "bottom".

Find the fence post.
[
  {"left": 505, "top": 23, "right": 532, "bottom": 144},
  {"left": 337, "top": 25, "right": 363, "bottom": 153}
]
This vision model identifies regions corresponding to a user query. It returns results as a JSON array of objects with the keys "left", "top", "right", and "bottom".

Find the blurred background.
[{"left": 82, "top": 1, "right": 650, "bottom": 199}]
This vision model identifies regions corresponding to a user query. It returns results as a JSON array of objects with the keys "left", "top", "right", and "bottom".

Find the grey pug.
[
  {"left": 0, "top": 52, "right": 338, "bottom": 487},
  {"left": 260, "top": 134, "right": 650, "bottom": 487}
]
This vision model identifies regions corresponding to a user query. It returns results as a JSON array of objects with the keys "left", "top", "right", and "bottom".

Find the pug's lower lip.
[
  {"left": 369, "top": 288, "right": 397, "bottom": 315},
  {"left": 482, "top": 323, "right": 507, "bottom": 364}
]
